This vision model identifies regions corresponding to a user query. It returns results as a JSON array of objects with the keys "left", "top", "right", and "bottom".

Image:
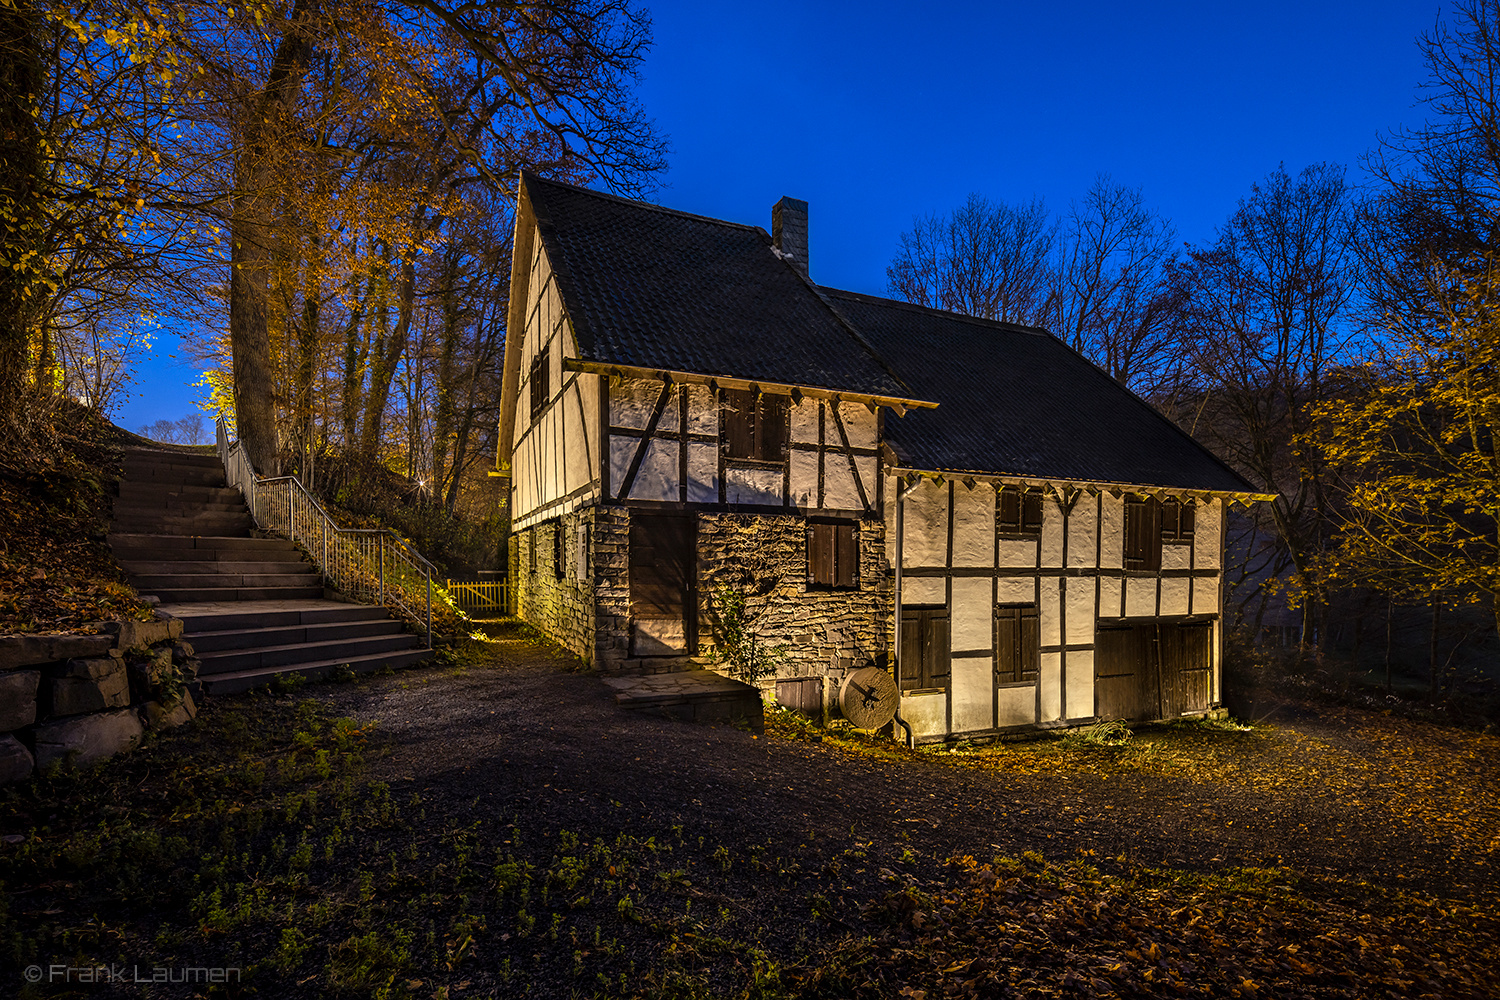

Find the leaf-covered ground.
[
  {"left": 0, "top": 407, "right": 154, "bottom": 633},
  {"left": 2, "top": 626, "right": 1498, "bottom": 998}
]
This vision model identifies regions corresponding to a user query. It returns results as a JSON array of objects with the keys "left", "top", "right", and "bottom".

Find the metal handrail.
[{"left": 216, "top": 417, "right": 434, "bottom": 646}]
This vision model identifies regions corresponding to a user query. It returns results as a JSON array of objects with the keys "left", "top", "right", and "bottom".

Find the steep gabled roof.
[
  {"left": 523, "top": 174, "right": 912, "bottom": 399},
  {"left": 823, "top": 289, "right": 1256, "bottom": 493}
]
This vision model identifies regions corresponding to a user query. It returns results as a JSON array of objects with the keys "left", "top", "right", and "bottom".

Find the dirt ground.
[{"left": 322, "top": 626, "right": 1498, "bottom": 908}]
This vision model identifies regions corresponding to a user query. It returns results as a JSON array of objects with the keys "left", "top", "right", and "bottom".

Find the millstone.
[{"left": 839, "top": 665, "right": 898, "bottom": 730}]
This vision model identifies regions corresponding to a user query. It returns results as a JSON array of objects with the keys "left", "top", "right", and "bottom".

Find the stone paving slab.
[{"left": 601, "top": 668, "right": 758, "bottom": 707}]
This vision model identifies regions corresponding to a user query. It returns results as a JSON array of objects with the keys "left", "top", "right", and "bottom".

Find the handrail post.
[
  {"left": 425, "top": 568, "right": 433, "bottom": 648},
  {"left": 379, "top": 534, "right": 385, "bottom": 607}
]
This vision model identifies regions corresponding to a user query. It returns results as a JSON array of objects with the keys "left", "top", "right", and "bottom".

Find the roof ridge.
[
  {"left": 821, "top": 286, "right": 1054, "bottom": 337},
  {"left": 523, "top": 171, "right": 769, "bottom": 236}
]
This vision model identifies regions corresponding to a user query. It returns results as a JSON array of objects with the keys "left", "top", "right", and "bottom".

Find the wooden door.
[
  {"left": 1096, "top": 619, "right": 1213, "bottom": 721},
  {"left": 1095, "top": 622, "right": 1157, "bottom": 721},
  {"left": 629, "top": 514, "right": 696, "bottom": 655},
  {"left": 1161, "top": 621, "right": 1212, "bottom": 716}
]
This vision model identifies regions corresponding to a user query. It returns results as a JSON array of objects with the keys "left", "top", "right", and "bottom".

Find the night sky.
[{"left": 119, "top": 0, "right": 1436, "bottom": 431}]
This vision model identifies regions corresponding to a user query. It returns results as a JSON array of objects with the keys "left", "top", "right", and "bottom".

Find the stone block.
[
  {"left": 143, "top": 689, "right": 196, "bottom": 730},
  {"left": 0, "top": 734, "right": 33, "bottom": 784},
  {"left": 0, "top": 633, "right": 113, "bottom": 671},
  {"left": 33, "top": 708, "right": 144, "bottom": 769},
  {"left": 0, "top": 669, "right": 39, "bottom": 731},
  {"left": 49, "top": 657, "right": 130, "bottom": 716},
  {"left": 115, "top": 619, "right": 173, "bottom": 651}
]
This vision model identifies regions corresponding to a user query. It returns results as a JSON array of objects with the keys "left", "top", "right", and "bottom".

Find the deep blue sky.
[{"left": 119, "top": 0, "right": 1437, "bottom": 431}]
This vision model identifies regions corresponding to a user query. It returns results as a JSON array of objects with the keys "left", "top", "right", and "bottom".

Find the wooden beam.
[
  {"left": 616, "top": 379, "right": 674, "bottom": 501},
  {"left": 560, "top": 357, "right": 938, "bottom": 410},
  {"left": 828, "top": 399, "right": 872, "bottom": 513}
]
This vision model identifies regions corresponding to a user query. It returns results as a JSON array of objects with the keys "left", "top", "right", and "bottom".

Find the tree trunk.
[
  {"left": 358, "top": 255, "right": 416, "bottom": 463},
  {"left": 1429, "top": 600, "right": 1441, "bottom": 705},
  {"left": 227, "top": 6, "right": 312, "bottom": 476},
  {"left": 0, "top": 0, "right": 43, "bottom": 434},
  {"left": 430, "top": 255, "right": 462, "bottom": 500}
]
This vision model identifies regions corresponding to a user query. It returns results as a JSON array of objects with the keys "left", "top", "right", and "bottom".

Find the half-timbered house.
[{"left": 497, "top": 174, "right": 1271, "bottom": 742}]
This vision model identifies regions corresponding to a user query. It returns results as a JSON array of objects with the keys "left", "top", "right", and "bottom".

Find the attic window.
[
  {"left": 529, "top": 351, "right": 550, "bottom": 421},
  {"left": 998, "top": 487, "right": 1043, "bottom": 536},
  {"left": 721, "top": 388, "right": 788, "bottom": 462},
  {"left": 1161, "top": 499, "right": 1195, "bottom": 544}
]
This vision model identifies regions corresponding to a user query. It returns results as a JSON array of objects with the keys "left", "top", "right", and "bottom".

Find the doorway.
[{"left": 629, "top": 513, "right": 696, "bottom": 656}]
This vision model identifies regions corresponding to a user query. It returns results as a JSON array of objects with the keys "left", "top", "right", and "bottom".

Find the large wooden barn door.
[
  {"left": 1095, "top": 620, "right": 1212, "bottom": 721},
  {"left": 629, "top": 514, "right": 696, "bottom": 656}
]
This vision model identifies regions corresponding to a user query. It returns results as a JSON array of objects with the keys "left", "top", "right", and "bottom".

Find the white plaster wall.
[
  {"left": 951, "top": 658, "right": 992, "bottom": 732},
  {"left": 1039, "top": 578, "right": 1061, "bottom": 647},
  {"left": 629, "top": 439, "right": 679, "bottom": 502},
  {"left": 1039, "top": 652, "right": 1063, "bottom": 722},
  {"left": 725, "top": 466, "right": 781, "bottom": 505},
  {"left": 611, "top": 377, "right": 661, "bottom": 430},
  {"left": 1066, "top": 581, "right": 1095, "bottom": 645},
  {"left": 1100, "top": 495, "right": 1125, "bottom": 568},
  {"left": 903, "top": 576, "right": 946, "bottom": 605},
  {"left": 686, "top": 444, "right": 718, "bottom": 503},
  {"left": 790, "top": 398, "right": 820, "bottom": 443},
  {"left": 902, "top": 691, "right": 946, "bottom": 737},
  {"left": 1126, "top": 576, "right": 1156, "bottom": 617},
  {"left": 831, "top": 401, "right": 878, "bottom": 451},
  {"left": 997, "top": 686, "right": 1035, "bottom": 728},
  {"left": 1041, "top": 497, "right": 1066, "bottom": 566},
  {"left": 1162, "top": 544, "right": 1192, "bottom": 571},
  {"left": 1066, "top": 650, "right": 1094, "bottom": 720},
  {"left": 1099, "top": 576, "right": 1122, "bottom": 618},
  {"left": 999, "top": 538, "right": 1038, "bottom": 569},
  {"left": 1193, "top": 577, "right": 1220, "bottom": 615},
  {"left": 902, "top": 481, "right": 948, "bottom": 567},
  {"left": 823, "top": 457, "right": 861, "bottom": 510},
  {"left": 685, "top": 385, "right": 716, "bottom": 435},
  {"left": 1197, "top": 502, "right": 1223, "bottom": 568},
  {"left": 1069, "top": 500, "right": 1098, "bottom": 569},
  {"left": 1160, "top": 577, "right": 1191, "bottom": 616},
  {"left": 788, "top": 450, "right": 818, "bottom": 507},
  {"left": 952, "top": 487, "right": 994, "bottom": 568},
  {"left": 950, "top": 577, "right": 992, "bottom": 651},
  {"left": 997, "top": 576, "right": 1034, "bottom": 605}
]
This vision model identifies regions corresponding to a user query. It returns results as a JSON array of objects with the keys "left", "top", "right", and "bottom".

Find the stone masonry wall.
[
  {"left": 0, "top": 614, "right": 202, "bottom": 784},
  {"left": 512, "top": 510, "right": 596, "bottom": 662},
  {"left": 695, "top": 512, "right": 891, "bottom": 698}
]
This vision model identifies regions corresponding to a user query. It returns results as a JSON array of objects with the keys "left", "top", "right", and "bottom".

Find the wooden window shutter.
[
  {"left": 758, "top": 393, "right": 789, "bottom": 461},
  {"left": 1022, "top": 491, "right": 1043, "bottom": 533},
  {"left": 998, "top": 488, "right": 1019, "bottom": 531},
  {"left": 529, "top": 351, "right": 549, "bottom": 421},
  {"left": 809, "top": 523, "right": 834, "bottom": 586},
  {"left": 995, "top": 607, "right": 1019, "bottom": 683},
  {"left": 553, "top": 520, "right": 564, "bottom": 579},
  {"left": 529, "top": 526, "right": 538, "bottom": 575},
  {"left": 1019, "top": 606, "right": 1039, "bottom": 682},
  {"left": 835, "top": 523, "right": 857, "bottom": 588},
  {"left": 899, "top": 610, "right": 923, "bottom": 691},
  {"left": 1180, "top": 503, "right": 1195, "bottom": 540},
  {"left": 925, "top": 613, "right": 951, "bottom": 689},
  {"left": 1124, "top": 498, "right": 1162, "bottom": 570},
  {"left": 722, "top": 388, "right": 754, "bottom": 459},
  {"left": 1161, "top": 499, "right": 1180, "bottom": 541}
]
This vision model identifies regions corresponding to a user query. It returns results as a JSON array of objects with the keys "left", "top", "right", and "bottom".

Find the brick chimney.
[{"left": 772, "top": 196, "right": 809, "bottom": 277}]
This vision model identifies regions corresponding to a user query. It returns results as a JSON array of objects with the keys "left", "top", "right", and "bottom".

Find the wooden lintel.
[{"left": 559, "top": 358, "right": 938, "bottom": 411}]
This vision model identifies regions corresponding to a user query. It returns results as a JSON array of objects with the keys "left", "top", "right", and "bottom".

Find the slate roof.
[
  {"left": 822, "top": 289, "right": 1256, "bottom": 492},
  {"left": 523, "top": 174, "right": 913, "bottom": 399}
]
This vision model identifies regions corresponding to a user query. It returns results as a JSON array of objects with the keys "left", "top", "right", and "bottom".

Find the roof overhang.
[
  {"left": 890, "top": 466, "right": 1277, "bottom": 507},
  {"left": 561, "top": 359, "right": 939, "bottom": 415}
]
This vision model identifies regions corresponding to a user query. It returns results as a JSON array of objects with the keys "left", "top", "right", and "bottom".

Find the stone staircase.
[{"left": 110, "top": 446, "right": 430, "bottom": 695}]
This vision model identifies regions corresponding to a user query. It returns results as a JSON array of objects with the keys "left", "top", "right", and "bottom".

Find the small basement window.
[
  {"left": 721, "top": 388, "right": 788, "bottom": 461},
  {"left": 552, "top": 519, "right": 564, "bottom": 580},
  {"left": 529, "top": 350, "right": 550, "bottom": 422},
  {"left": 808, "top": 520, "right": 858, "bottom": 589},
  {"left": 998, "top": 486, "right": 1043, "bottom": 535}
]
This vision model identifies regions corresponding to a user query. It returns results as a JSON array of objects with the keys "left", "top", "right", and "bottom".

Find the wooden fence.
[{"left": 445, "top": 580, "right": 510, "bottom": 619}]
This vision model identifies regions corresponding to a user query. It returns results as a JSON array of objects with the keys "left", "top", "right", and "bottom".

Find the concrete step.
[
  {"left": 109, "top": 534, "right": 299, "bottom": 555},
  {"left": 115, "top": 499, "right": 247, "bottom": 514},
  {"left": 116, "top": 559, "right": 311, "bottom": 577},
  {"left": 196, "top": 647, "right": 433, "bottom": 696},
  {"left": 197, "top": 632, "right": 421, "bottom": 674},
  {"left": 123, "top": 467, "right": 228, "bottom": 485},
  {"left": 130, "top": 571, "right": 319, "bottom": 590},
  {"left": 145, "top": 585, "right": 325, "bottom": 602},
  {"left": 117, "top": 483, "right": 242, "bottom": 503},
  {"left": 187, "top": 617, "right": 405, "bottom": 653},
  {"left": 167, "top": 600, "right": 391, "bottom": 633},
  {"left": 122, "top": 449, "right": 221, "bottom": 468},
  {"left": 112, "top": 513, "right": 254, "bottom": 533},
  {"left": 601, "top": 669, "right": 765, "bottom": 731}
]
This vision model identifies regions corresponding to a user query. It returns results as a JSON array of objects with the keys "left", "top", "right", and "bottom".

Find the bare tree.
[
  {"left": 1167, "top": 162, "right": 1365, "bottom": 641},
  {"left": 887, "top": 193, "right": 1057, "bottom": 326},
  {"left": 1055, "top": 175, "right": 1181, "bottom": 393}
]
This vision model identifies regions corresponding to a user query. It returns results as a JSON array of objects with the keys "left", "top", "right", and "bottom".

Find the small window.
[
  {"left": 528, "top": 526, "right": 539, "bottom": 575},
  {"left": 721, "top": 388, "right": 788, "bottom": 461},
  {"left": 552, "top": 520, "right": 564, "bottom": 580},
  {"left": 998, "top": 486, "right": 1043, "bottom": 535},
  {"left": 994, "top": 605, "right": 1039, "bottom": 684},
  {"left": 899, "top": 607, "right": 950, "bottom": 692},
  {"left": 808, "top": 521, "right": 858, "bottom": 589},
  {"left": 529, "top": 350, "right": 550, "bottom": 421}
]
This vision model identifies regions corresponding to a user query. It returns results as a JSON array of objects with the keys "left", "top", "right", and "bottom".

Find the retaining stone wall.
[
  {"left": 511, "top": 511, "right": 596, "bottom": 662},
  {"left": 0, "top": 615, "right": 202, "bottom": 783}
]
